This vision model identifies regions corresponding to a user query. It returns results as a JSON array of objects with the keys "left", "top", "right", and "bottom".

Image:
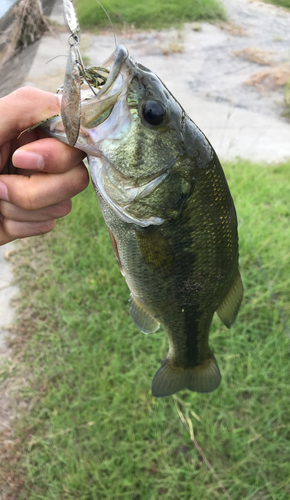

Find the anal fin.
[
  {"left": 151, "top": 356, "right": 221, "bottom": 397},
  {"left": 129, "top": 294, "right": 160, "bottom": 334},
  {"left": 216, "top": 270, "right": 243, "bottom": 329}
]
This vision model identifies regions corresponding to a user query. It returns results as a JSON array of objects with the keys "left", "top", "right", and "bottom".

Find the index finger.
[
  {"left": 0, "top": 87, "right": 61, "bottom": 145},
  {"left": 12, "top": 137, "right": 86, "bottom": 174}
]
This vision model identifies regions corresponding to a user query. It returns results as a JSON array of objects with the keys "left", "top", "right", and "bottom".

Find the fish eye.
[{"left": 142, "top": 100, "right": 165, "bottom": 126}]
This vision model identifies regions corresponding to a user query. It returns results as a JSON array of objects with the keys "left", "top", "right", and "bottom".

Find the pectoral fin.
[
  {"left": 129, "top": 294, "right": 160, "bottom": 334},
  {"left": 151, "top": 356, "right": 221, "bottom": 397},
  {"left": 216, "top": 270, "right": 243, "bottom": 329},
  {"left": 135, "top": 226, "right": 175, "bottom": 277}
]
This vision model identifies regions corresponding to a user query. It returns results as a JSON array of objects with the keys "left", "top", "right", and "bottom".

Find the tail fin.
[{"left": 151, "top": 356, "right": 221, "bottom": 398}]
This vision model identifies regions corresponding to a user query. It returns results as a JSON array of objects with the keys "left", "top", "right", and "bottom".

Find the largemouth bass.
[{"left": 40, "top": 40, "right": 243, "bottom": 397}]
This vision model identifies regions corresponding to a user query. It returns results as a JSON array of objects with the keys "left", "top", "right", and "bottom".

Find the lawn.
[
  {"left": 75, "top": 0, "right": 226, "bottom": 30},
  {"left": 2, "top": 159, "right": 290, "bottom": 499},
  {"left": 264, "top": 0, "right": 290, "bottom": 8}
]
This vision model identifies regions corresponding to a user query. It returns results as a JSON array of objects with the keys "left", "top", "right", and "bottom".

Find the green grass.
[
  {"left": 75, "top": 0, "right": 226, "bottom": 30},
  {"left": 3, "top": 159, "right": 290, "bottom": 499},
  {"left": 263, "top": 0, "right": 290, "bottom": 8}
]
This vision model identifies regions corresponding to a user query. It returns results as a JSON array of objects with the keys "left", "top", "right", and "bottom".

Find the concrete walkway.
[
  {"left": 0, "top": 243, "right": 18, "bottom": 432},
  {"left": 23, "top": 0, "right": 290, "bottom": 163},
  {"left": 0, "top": 244, "right": 17, "bottom": 358},
  {"left": 0, "top": 244, "right": 17, "bottom": 357}
]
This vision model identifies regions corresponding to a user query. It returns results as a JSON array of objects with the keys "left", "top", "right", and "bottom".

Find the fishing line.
[
  {"left": 94, "top": 0, "right": 117, "bottom": 48},
  {"left": 45, "top": 55, "right": 68, "bottom": 64},
  {"left": 240, "top": 217, "right": 290, "bottom": 341}
]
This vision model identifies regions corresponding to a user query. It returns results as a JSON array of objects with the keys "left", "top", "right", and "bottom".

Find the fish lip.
[
  {"left": 97, "top": 45, "right": 129, "bottom": 98},
  {"left": 79, "top": 45, "right": 131, "bottom": 132}
]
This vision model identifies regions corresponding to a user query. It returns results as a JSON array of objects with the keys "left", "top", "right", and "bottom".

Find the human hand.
[{"left": 0, "top": 87, "right": 89, "bottom": 246}]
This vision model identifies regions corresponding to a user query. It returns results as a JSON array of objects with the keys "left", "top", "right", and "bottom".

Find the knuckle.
[
  {"left": 21, "top": 190, "right": 35, "bottom": 211},
  {"left": 10, "top": 86, "right": 38, "bottom": 105},
  {"left": 17, "top": 177, "right": 40, "bottom": 211},
  {"left": 14, "top": 86, "right": 34, "bottom": 99}
]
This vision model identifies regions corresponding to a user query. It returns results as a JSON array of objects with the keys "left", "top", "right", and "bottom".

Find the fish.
[{"left": 39, "top": 10, "right": 243, "bottom": 397}]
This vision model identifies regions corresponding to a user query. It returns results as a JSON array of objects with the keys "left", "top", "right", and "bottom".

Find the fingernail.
[
  {"left": 12, "top": 150, "right": 44, "bottom": 170},
  {"left": 0, "top": 182, "right": 9, "bottom": 201}
]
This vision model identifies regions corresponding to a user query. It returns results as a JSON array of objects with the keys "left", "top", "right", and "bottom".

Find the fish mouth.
[
  {"left": 80, "top": 45, "right": 130, "bottom": 132},
  {"left": 45, "top": 44, "right": 131, "bottom": 149},
  {"left": 44, "top": 44, "right": 168, "bottom": 226}
]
